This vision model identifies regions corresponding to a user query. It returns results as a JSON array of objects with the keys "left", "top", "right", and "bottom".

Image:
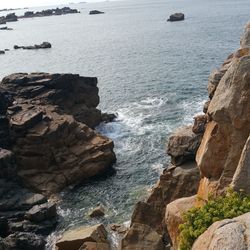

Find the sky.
[{"left": 0, "top": 0, "right": 106, "bottom": 9}]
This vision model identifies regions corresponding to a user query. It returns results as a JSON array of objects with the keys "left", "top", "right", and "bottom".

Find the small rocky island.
[
  {"left": 19, "top": 7, "right": 80, "bottom": 19},
  {"left": 14, "top": 42, "right": 52, "bottom": 50},
  {"left": 167, "top": 13, "right": 185, "bottom": 22},
  {"left": 89, "top": 10, "right": 105, "bottom": 15}
]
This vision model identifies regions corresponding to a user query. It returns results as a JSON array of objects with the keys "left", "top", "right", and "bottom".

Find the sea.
[{"left": 0, "top": 0, "right": 249, "bottom": 248}]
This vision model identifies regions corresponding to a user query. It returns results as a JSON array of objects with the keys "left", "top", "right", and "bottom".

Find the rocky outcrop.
[
  {"left": 89, "top": 10, "right": 105, "bottom": 15},
  {"left": 192, "top": 212, "right": 250, "bottom": 250},
  {"left": 167, "top": 13, "right": 184, "bottom": 22},
  {"left": 121, "top": 161, "right": 200, "bottom": 249},
  {"left": 196, "top": 54, "right": 250, "bottom": 200},
  {"left": 0, "top": 179, "right": 57, "bottom": 249},
  {"left": 0, "top": 73, "right": 116, "bottom": 193},
  {"left": 165, "top": 196, "right": 196, "bottom": 249},
  {"left": 19, "top": 7, "right": 80, "bottom": 19},
  {"left": 231, "top": 134, "right": 250, "bottom": 193},
  {"left": 14, "top": 42, "right": 52, "bottom": 50},
  {"left": 0, "top": 27, "right": 13, "bottom": 30},
  {"left": 167, "top": 126, "right": 202, "bottom": 166},
  {"left": 121, "top": 223, "right": 165, "bottom": 250},
  {"left": 56, "top": 224, "right": 109, "bottom": 250},
  {"left": 5, "top": 13, "right": 18, "bottom": 22},
  {"left": 89, "top": 205, "right": 105, "bottom": 218}
]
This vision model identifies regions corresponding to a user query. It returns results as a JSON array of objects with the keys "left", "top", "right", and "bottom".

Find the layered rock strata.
[{"left": 0, "top": 73, "right": 116, "bottom": 194}]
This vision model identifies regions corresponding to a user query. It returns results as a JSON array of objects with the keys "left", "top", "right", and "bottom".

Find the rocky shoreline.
[
  {"left": 119, "top": 21, "right": 250, "bottom": 250},
  {"left": 0, "top": 73, "right": 116, "bottom": 249}
]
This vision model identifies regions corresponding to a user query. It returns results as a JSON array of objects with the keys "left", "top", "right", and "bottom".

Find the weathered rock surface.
[
  {"left": 231, "top": 134, "right": 250, "bottom": 194},
  {"left": 192, "top": 115, "right": 207, "bottom": 134},
  {"left": 0, "top": 178, "right": 57, "bottom": 248},
  {"left": 14, "top": 42, "right": 52, "bottom": 50},
  {"left": 89, "top": 10, "right": 105, "bottom": 15},
  {"left": 167, "top": 13, "right": 184, "bottom": 22},
  {"left": 167, "top": 126, "right": 202, "bottom": 166},
  {"left": 240, "top": 22, "right": 250, "bottom": 48},
  {"left": 165, "top": 195, "right": 196, "bottom": 249},
  {"left": 192, "top": 212, "right": 250, "bottom": 250},
  {"left": 56, "top": 224, "right": 108, "bottom": 250},
  {"left": 196, "top": 54, "right": 250, "bottom": 200},
  {"left": 121, "top": 223, "right": 165, "bottom": 250},
  {"left": 0, "top": 73, "right": 116, "bottom": 193},
  {"left": 2, "top": 232, "right": 46, "bottom": 250},
  {"left": 122, "top": 162, "right": 200, "bottom": 249}
]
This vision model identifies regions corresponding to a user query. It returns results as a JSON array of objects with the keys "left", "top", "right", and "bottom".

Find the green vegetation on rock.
[{"left": 179, "top": 189, "right": 250, "bottom": 250}]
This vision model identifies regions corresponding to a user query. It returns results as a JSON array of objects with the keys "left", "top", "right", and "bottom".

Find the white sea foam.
[{"left": 151, "top": 163, "right": 164, "bottom": 175}]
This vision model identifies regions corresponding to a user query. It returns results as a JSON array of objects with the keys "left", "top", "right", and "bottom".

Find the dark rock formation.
[
  {"left": 89, "top": 205, "right": 105, "bottom": 218},
  {"left": 19, "top": 7, "right": 80, "bottom": 19},
  {"left": 0, "top": 26, "right": 13, "bottom": 30},
  {"left": 0, "top": 17, "right": 6, "bottom": 24},
  {"left": 5, "top": 13, "right": 18, "bottom": 22},
  {"left": 0, "top": 179, "right": 57, "bottom": 249},
  {"left": 167, "top": 126, "right": 203, "bottom": 166},
  {"left": 101, "top": 113, "right": 117, "bottom": 123},
  {"left": 0, "top": 50, "right": 5, "bottom": 54},
  {"left": 167, "top": 13, "right": 184, "bottom": 22},
  {"left": 89, "top": 10, "right": 105, "bottom": 15},
  {"left": 14, "top": 42, "right": 52, "bottom": 50},
  {"left": 0, "top": 73, "right": 116, "bottom": 194}
]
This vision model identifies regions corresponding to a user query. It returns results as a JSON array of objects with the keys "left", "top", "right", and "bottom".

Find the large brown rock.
[
  {"left": 196, "top": 55, "right": 250, "bottom": 200},
  {"left": 167, "top": 126, "right": 202, "bottom": 166},
  {"left": 165, "top": 195, "right": 196, "bottom": 249},
  {"left": 192, "top": 212, "right": 250, "bottom": 250},
  {"left": 0, "top": 73, "right": 116, "bottom": 193},
  {"left": 131, "top": 162, "right": 199, "bottom": 234},
  {"left": 121, "top": 223, "right": 165, "bottom": 250},
  {"left": 231, "top": 134, "right": 250, "bottom": 194},
  {"left": 56, "top": 224, "right": 108, "bottom": 250},
  {"left": 121, "top": 162, "right": 200, "bottom": 249}
]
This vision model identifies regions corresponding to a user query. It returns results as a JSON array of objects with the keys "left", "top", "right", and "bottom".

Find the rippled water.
[{"left": 1, "top": 0, "right": 250, "bottom": 247}]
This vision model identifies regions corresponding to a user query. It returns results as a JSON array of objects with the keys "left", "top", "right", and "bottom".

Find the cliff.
[
  {"left": 122, "top": 21, "right": 250, "bottom": 250},
  {"left": 0, "top": 73, "right": 116, "bottom": 249}
]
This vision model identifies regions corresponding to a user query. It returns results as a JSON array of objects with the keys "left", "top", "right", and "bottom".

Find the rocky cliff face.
[
  {"left": 122, "top": 22, "right": 250, "bottom": 250},
  {"left": 0, "top": 73, "right": 116, "bottom": 194}
]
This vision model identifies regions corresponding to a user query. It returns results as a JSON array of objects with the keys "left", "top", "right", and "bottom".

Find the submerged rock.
[
  {"left": 89, "top": 205, "right": 105, "bottom": 218},
  {"left": 56, "top": 224, "right": 109, "bottom": 250},
  {"left": 89, "top": 10, "right": 105, "bottom": 15},
  {"left": 0, "top": 50, "right": 5, "bottom": 54},
  {"left": 167, "top": 13, "right": 184, "bottom": 22}
]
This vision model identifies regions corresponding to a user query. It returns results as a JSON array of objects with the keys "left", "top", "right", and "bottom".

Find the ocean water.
[{"left": 1, "top": 0, "right": 250, "bottom": 247}]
